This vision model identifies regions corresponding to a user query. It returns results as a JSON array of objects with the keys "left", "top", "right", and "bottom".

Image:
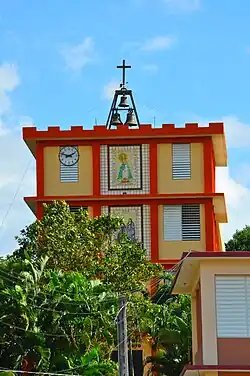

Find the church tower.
[{"left": 23, "top": 60, "right": 228, "bottom": 269}]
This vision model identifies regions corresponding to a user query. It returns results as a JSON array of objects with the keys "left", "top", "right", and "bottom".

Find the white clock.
[{"left": 59, "top": 146, "right": 79, "bottom": 166}]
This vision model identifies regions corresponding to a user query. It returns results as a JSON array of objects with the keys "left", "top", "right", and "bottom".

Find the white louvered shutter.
[
  {"left": 182, "top": 204, "right": 200, "bottom": 240},
  {"left": 60, "top": 146, "right": 79, "bottom": 182},
  {"left": 163, "top": 205, "right": 182, "bottom": 241},
  {"left": 216, "top": 276, "right": 248, "bottom": 337},
  {"left": 172, "top": 144, "right": 191, "bottom": 180}
]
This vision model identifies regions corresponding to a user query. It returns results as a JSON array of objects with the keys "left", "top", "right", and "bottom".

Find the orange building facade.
[{"left": 23, "top": 121, "right": 228, "bottom": 269}]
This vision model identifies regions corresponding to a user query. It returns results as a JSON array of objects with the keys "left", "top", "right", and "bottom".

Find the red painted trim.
[
  {"left": 205, "top": 200, "right": 215, "bottom": 251},
  {"left": 149, "top": 278, "right": 159, "bottom": 295},
  {"left": 33, "top": 136, "right": 209, "bottom": 148},
  {"left": 181, "top": 251, "right": 250, "bottom": 258},
  {"left": 162, "top": 264, "right": 178, "bottom": 270},
  {"left": 150, "top": 204, "right": 159, "bottom": 262},
  {"left": 157, "top": 259, "right": 184, "bottom": 264},
  {"left": 25, "top": 197, "right": 212, "bottom": 208},
  {"left": 92, "top": 204, "right": 101, "bottom": 217},
  {"left": 150, "top": 143, "right": 158, "bottom": 195},
  {"left": 213, "top": 209, "right": 220, "bottom": 251},
  {"left": 23, "top": 122, "right": 224, "bottom": 142},
  {"left": 36, "top": 143, "right": 44, "bottom": 196},
  {"left": 36, "top": 202, "right": 43, "bottom": 219},
  {"left": 203, "top": 138, "right": 215, "bottom": 193},
  {"left": 211, "top": 145, "right": 215, "bottom": 192},
  {"left": 92, "top": 143, "right": 100, "bottom": 196},
  {"left": 25, "top": 193, "right": 223, "bottom": 201}
]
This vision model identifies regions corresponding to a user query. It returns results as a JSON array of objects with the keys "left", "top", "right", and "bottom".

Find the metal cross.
[{"left": 117, "top": 59, "right": 131, "bottom": 87}]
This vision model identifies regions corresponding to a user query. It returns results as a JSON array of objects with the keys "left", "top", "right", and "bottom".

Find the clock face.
[{"left": 59, "top": 146, "right": 79, "bottom": 166}]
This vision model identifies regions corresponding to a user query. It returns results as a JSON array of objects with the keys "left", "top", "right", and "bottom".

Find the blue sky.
[{"left": 1, "top": 0, "right": 250, "bottom": 254}]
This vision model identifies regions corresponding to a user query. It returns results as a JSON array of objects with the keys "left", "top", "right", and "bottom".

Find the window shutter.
[
  {"left": 69, "top": 206, "right": 88, "bottom": 213},
  {"left": 60, "top": 146, "right": 79, "bottom": 182},
  {"left": 172, "top": 144, "right": 191, "bottom": 180},
  {"left": 216, "top": 276, "right": 248, "bottom": 337},
  {"left": 182, "top": 204, "right": 200, "bottom": 240},
  {"left": 163, "top": 205, "right": 182, "bottom": 241}
]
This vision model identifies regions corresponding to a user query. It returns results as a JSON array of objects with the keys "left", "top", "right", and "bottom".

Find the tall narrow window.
[
  {"left": 163, "top": 204, "right": 200, "bottom": 241},
  {"left": 172, "top": 144, "right": 191, "bottom": 180},
  {"left": 59, "top": 146, "right": 79, "bottom": 182}
]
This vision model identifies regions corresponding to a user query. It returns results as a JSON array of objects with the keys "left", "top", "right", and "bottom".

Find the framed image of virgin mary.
[{"left": 108, "top": 145, "right": 142, "bottom": 190}]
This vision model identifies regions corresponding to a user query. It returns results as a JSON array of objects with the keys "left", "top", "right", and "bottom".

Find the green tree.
[
  {"left": 225, "top": 225, "right": 250, "bottom": 251},
  {"left": 11, "top": 201, "right": 161, "bottom": 292},
  {"left": 141, "top": 278, "right": 192, "bottom": 376},
  {"left": 2, "top": 201, "right": 191, "bottom": 376},
  {"left": 0, "top": 256, "right": 118, "bottom": 374}
]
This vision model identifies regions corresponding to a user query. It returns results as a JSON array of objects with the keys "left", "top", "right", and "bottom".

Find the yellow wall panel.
[
  {"left": 157, "top": 143, "right": 204, "bottom": 194},
  {"left": 44, "top": 146, "right": 93, "bottom": 196},
  {"left": 158, "top": 204, "right": 206, "bottom": 260}
]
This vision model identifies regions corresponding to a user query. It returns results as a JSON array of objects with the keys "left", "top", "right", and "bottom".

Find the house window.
[
  {"left": 60, "top": 146, "right": 79, "bottom": 182},
  {"left": 163, "top": 204, "right": 200, "bottom": 241},
  {"left": 216, "top": 276, "right": 250, "bottom": 338},
  {"left": 172, "top": 144, "right": 191, "bottom": 180}
]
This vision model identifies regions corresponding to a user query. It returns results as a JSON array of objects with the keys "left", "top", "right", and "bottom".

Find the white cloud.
[
  {"left": 0, "top": 63, "right": 20, "bottom": 91},
  {"left": 211, "top": 115, "right": 250, "bottom": 242},
  {"left": 19, "top": 115, "right": 34, "bottom": 127},
  {"left": 163, "top": 0, "right": 201, "bottom": 13},
  {"left": 181, "top": 114, "right": 250, "bottom": 149},
  {"left": 102, "top": 80, "right": 119, "bottom": 100},
  {"left": 0, "top": 62, "right": 35, "bottom": 256},
  {"left": 141, "top": 36, "right": 175, "bottom": 51},
  {"left": 60, "top": 37, "right": 96, "bottom": 72},
  {"left": 221, "top": 115, "right": 250, "bottom": 149},
  {"left": 0, "top": 128, "right": 36, "bottom": 256},
  {"left": 0, "top": 63, "right": 20, "bottom": 116},
  {"left": 216, "top": 167, "right": 250, "bottom": 242}
]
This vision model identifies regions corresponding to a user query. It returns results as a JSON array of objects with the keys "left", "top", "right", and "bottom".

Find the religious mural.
[
  {"left": 108, "top": 145, "right": 142, "bottom": 190},
  {"left": 109, "top": 206, "right": 143, "bottom": 243}
]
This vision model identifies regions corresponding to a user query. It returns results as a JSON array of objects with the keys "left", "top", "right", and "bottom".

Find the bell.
[
  {"left": 125, "top": 109, "right": 137, "bottom": 127},
  {"left": 110, "top": 111, "right": 122, "bottom": 126},
  {"left": 118, "top": 95, "right": 129, "bottom": 108}
]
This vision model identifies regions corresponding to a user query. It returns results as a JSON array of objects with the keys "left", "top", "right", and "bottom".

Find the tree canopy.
[
  {"left": 11, "top": 201, "right": 161, "bottom": 292},
  {"left": 0, "top": 201, "right": 192, "bottom": 375},
  {"left": 0, "top": 256, "right": 118, "bottom": 374},
  {"left": 225, "top": 225, "right": 250, "bottom": 251}
]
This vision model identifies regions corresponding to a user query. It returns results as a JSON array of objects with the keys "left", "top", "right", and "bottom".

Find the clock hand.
[
  {"left": 66, "top": 152, "right": 77, "bottom": 158},
  {"left": 61, "top": 152, "right": 76, "bottom": 158}
]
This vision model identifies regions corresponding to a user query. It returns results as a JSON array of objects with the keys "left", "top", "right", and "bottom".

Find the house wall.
[{"left": 199, "top": 259, "right": 250, "bottom": 365}]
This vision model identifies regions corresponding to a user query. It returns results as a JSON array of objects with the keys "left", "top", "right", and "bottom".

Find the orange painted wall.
[
  {"left": 32, "top": 132, "right": 223, "bottom": 266},
  {"left": 43, "top": 146, "right": 93, "bottom": 196},
  {"left": 157, "top": 142, "right": 204, "bottom": 194},
  {"left": 158, "top": 204, "right": 206, "bottom": 260}
]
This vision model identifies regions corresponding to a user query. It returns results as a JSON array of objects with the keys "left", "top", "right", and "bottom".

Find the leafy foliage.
[
  {"left": 1, "top": 201, "right": 192, "bottom": 376},
  {"left": 0, "top": 256, "right": 118, "bottom": 374},
  {"left": 225, "top": 225, "right": 250, "bottom": 251},
  {"left": 11, "top": 201, "right": 162, "bottom": 292},
  {"left": 142, "top": 279, "right": 192, "bottom": 376}
]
